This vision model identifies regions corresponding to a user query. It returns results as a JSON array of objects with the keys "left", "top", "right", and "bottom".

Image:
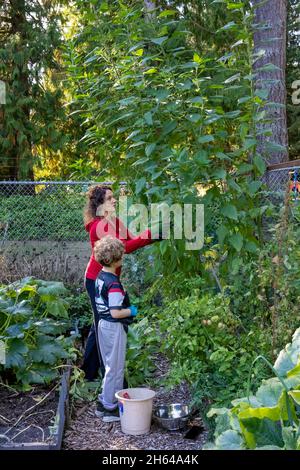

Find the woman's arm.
[
  {"left": 123, "top": 229, "right": 158, "bottom": 254},
  {"left": 110, "top": 308, "right": 131, "bottom": 319}
]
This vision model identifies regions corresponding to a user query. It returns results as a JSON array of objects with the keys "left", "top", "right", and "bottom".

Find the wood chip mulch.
[{"left": 63, "top": 355, "right": 208, "bottom": 450}]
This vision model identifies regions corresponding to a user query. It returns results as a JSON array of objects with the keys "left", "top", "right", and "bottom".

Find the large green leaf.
[
  {"left": 221, "top": 204, "right": 238, "bottom": 220},
  {"left": 215, "top": 430, "right": 245, "bottom": 450},
  {"left": 282, "top": 426, "right": 298, "bottom": 450},
  {"left": 239, "top": 417, "right": 284, "bottom": 449},
  {"left": 288, "top": 390, "right": 300, "bottom": 405},
  {"left": 151, "top": 36, "right": 168, "bottom": 46},
  {"left": 37, "top": 281, "right": 68, "bottom": 299},
  {"left": 16, "top": 365, "right": 58, "bottom": 385},
  {"left": 216, "top": 225, "right": 228, "bottom": 245},
  {"left": 5, "top": 338, "right": 28, "bottom": 369},
  {"left": 256, "top": 378, "right": 284, "bottom": 407},
  {"left": 5, "top": 321, "right": 32, "bottom": 339},
  {"left": 4, "top": 300, "right": 32, "bottom": 317},
  {"left": 274, "top": 328, "right": 300, "bottom": 376},
  {"left": 29, "top": 336, "right": 69, "bottom": 365},
  {"left": 253, "top": 155, "right": 266, "bottom": 175},
  {"left": 46, "top": 299, "right": 69, "bottom": 319},
  {"left": 229, "top": 233, "right": 243, "bottom": 252},
  {"left": 32, "top": 319, "right": 69, "bottom": 335}
]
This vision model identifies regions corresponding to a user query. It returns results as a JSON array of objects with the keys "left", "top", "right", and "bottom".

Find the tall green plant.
[{"left": 67, "top": 0, "right": 276, "bottom": 275}]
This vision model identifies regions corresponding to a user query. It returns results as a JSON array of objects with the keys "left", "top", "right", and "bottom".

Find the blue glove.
[{"left": 129, "top": 305, "right": 138, "bottom": 317}]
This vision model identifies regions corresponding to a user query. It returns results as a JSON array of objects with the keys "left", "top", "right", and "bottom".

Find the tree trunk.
[{"left": 252, "top": 0, "right": 288, "bottom": 165}]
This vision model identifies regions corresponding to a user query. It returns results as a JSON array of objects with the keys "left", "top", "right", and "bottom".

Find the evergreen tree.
[
  {"left": 0, "top": 0, "right": 75, "bottom": 181},
  {"left": 287, "top": 0, "right": 300, "bottom": 159}
]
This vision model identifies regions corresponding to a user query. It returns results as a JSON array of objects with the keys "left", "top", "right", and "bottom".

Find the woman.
[{"left": 82, "top": 185, "right": 161, "bottom": 380}]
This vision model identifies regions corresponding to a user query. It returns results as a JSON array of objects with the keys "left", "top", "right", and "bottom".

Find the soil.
[
  {"left": 64, "top": 355, "right": 208, "bottom": 450},
  {"left": 0, "top": 383, "right": 59, "bottom": 447}
]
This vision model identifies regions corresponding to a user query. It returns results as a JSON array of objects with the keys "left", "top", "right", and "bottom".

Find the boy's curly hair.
[{"left": 94, "top": 235, "right": 125, "bottom": 267}]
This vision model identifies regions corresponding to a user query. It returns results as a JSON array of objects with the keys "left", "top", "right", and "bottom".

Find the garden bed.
[{"left": 0, "top": 369, "right": 70, "bottom": 450}]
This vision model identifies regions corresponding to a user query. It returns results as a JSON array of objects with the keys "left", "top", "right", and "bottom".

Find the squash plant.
[
  {"left": 0, "top": 277, "right": 77, "bottom": 388},
  {"left": 204, "top": 328, "right": 300, "bottom": 450}
]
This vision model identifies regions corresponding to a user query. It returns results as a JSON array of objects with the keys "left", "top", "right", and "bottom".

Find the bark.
[{"left": 252, "top": 0, "right": 288, "bottom": 165}]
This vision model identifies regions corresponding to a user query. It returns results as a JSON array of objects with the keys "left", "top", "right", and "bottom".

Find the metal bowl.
[{"left": 153, "top": 404, "right": 191, "bottom": 431}]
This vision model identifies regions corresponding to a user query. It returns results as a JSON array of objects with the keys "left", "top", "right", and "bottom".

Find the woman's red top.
[{"left": 85, "top": 216, "right": 156, "bottom": 280}]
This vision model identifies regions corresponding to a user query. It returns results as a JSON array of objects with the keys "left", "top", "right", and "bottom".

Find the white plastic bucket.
[{"left": 115, "top": 388, "right": 156, "bottom": 435}]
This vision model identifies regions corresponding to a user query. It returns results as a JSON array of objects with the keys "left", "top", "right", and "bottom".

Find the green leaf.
[
  {"left": 145, "top": 143, "right": 156, "bottom": 157},
  {"left": 194, "top": 150, "right": 209, "bottom": 165},
  {"left": 228, "top": 178, "right": 242, "bottom": 193},
  {"left": 215, "top": 152, "right": 232, "bottom": 161},
  {"left": 217, "top": 226, "right": 228, "bottom": 245},
  {"left": 37, "top": 281, "right": 68, "bottom": 298},
  {"left": 16, "top": 366, "right": 58, "bottom": 385},
  {"left": 253, "top": 155, "right": 266, "bottom": 175},
  {"left": 239, "top": 417, "right": 284, "bottom": 449},
  {"left": 243, "top": 138, "right": 257, "bottom": 150},
  {"left": 274, "top": 328, "right": 300, "bottom": 376},
  {"left": 4, "top": 300, "right": 32, "bottom": 317},
  {"left": 212, "top": 168, "right": 226, "bottom": 180},
  {"left": 265, "top": 141, "right": 287, "bottom": 153},
  {"left": 46, "top": 299, "right": 69, "bottom": 318},
  {"left": 187, "top": 113, "right": 201, "bottom": 123},
  {"left": 256, "top": 64, "right": 282, "bottom": 73},
  {"left": 5, "top": 321, "right": 31, "bottom": 339},
  {"left": 135, "top": 178, "right": 146, "bottom": 195},
  {"left": 229, "top": 233, "right": 243, "bottom": 251},
  {"left": 158, "top": 10, "right": 177, "bottom": 17},
  {"left": 245, "top": 241, "right": 258, "bottom": 253},
  {"left": 144, "top": 112, "right": 153, "bottom": 125},
  {"left": 162, "top": 121, "right": 177, "bottom": 135},
  {"left": 217, "top": 21, "right": 237, "bottom": 32},
  {"left": 225, "top": 110, "right": 241, "bottom": 118},
  {"left": 215, "top": 430, "right": 244, "bottom": 450},
  {"left": 32, "top": 319, "right": 69, "bottom": 335},
  {"left": 151, "top": 36, "right": 168, "bottom": 46},
  {"left": 5, "top": 338, "right": 28, "bottom": 369},
  {"left": 144, "top": 68, "right": 157, "bottom": 75},
  {"left": 221, "top": 204, "right": 238, "bottom": 220},
  {"left": 29, "top": 336, "right": 69, "bottom": 365},
  {"left": 287, "top": 362, "right": 300, "bottom": 379},
  {"left": 224, "top": 73, "right": 240, "bottom": 84},
  {"left": 227, "top": 2, "right": 244, "bottom": 9},
  {"left": 289, "top": 391, "right": 300, "bottom": 405},
  {"left": 187, "top": 96, "right": 204, "bottom": 105},
  {"left": 256, "top": 378, "right": 284, "bottom": 407},
  {"left": 255, "top": 89, "right": 269, "bottom": 100},
  {"left": 237, "top": 163, "right": 253, "bottom": 175},
  {"left": 197, "top": 135, "right": 214, "bottom": 143},
  {"left": 282, "top": 426, "right": 297, "bottom": 450},
  {"left": 247, "top": 181, "right": 262, "bottom": 196}
]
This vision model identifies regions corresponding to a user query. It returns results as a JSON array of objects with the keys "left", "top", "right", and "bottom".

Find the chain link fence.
[
  {"left": 262, "top": 163, "right": 300, "bottom": 214},
  {"left": 0, "top": 181, "right": 127, "bottom": 244},
  {"left": 0, "top": 166, "right": 299, "bottom": 245}
]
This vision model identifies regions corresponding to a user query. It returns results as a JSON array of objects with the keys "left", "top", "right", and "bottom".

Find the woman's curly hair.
[
  {"left": 83, "top": 185, "right": 112, "bottom": 225},
  {"left": 94, "top": 235, "right": 125, "bottom": 267}
]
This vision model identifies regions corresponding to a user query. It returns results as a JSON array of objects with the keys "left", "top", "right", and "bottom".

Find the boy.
[{"left": 93, "top": 235, "right": 138, "bottom": 422}]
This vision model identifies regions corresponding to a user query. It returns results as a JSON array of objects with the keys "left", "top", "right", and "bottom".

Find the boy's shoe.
[
  {"left": 95, "top": 402, "right": 106, "bottom": 418},
  {"left": 102, "top": 407, "right": 120, "bottom": 423}
]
